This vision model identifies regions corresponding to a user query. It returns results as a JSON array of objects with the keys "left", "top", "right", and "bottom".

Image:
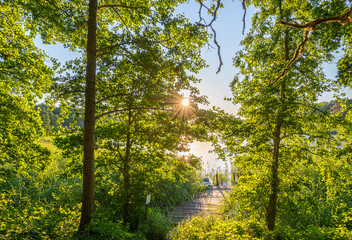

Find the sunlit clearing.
[{"left": 182, "top": 98, "right": 190, "bottom": 106}]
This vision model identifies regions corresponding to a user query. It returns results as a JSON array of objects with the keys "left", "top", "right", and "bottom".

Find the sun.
[
  {"left": 182, "top": 98, "right": 190, "bottom": 106},
  {"left": 167, "top": 93, "right": 195, "bottom": 120}
]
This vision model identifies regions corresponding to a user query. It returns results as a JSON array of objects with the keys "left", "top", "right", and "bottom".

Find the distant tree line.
[
  {"left": 35, "top": 103, "right": 84, "bottom": 133},
  {"left": 319, "top": 98, "right": 351, "bottom": 115}
]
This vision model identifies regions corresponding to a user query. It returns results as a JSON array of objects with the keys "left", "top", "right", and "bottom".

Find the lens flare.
[{"left": 182, "top": 98, "right": 190, "bottom": 106}]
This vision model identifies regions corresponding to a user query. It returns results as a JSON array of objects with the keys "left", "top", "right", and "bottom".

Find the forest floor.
[{"left": 168, "top": 185, "right": 232, "bottom": 225}]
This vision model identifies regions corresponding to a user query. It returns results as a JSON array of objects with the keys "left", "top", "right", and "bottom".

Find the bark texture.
[
  {"left": 122, "top": 110, "right": 132, "bottom": 226},
  {"left": 79, "top": 0, "right": 97, "bottom": 231},
  {"left": 265, "top": 19, "right": 289, "bottom": 231},
  {"left": 266, "top": 123, "right": 281, "bottom": 231}
]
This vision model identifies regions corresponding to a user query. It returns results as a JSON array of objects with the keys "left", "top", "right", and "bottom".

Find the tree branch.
[
  {"left": 285, "top": 144, "right": 326, "bottom": 158},
  {"left": 95, "top": 107, "right": 162, "bottom": 119},
  {"left": 197, "top": 0, "right": 223, "bottom": 74},
  {"left": 269, "top": 5, "right": 352, "bottom": 86},
  {"left": 98, "top": 5, "right": 145, "bottom": 11},
  {"left": 210, "top": 25, "right": 223, "bottom": 74},
  {"left": 96, "top": 39, "right": 167, "bottom": 55},
  {"left": 242, "top": 0, "right": 246, "bottom": 35},
  {"left": 268, "top": 30, "right": 310, "bottom": 87},
  {"left": 96, "top": 93, "right": 130, "bottom": 104},
  {"left": 277, "top": 5, "right": 352, "bottom": 31}
]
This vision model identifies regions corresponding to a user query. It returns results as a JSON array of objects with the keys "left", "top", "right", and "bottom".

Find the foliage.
[
  {"left": 92, "top": 151, "right": 204, "bottom": 229},
  {"left": 0, "top": 1, "right": 53, "bottom": 182},
  {"left": 49, "top": 0, "right": 209, "bottom": 230},
  {"left": 0, "top": 136, "right": 203, "bottom": 239},
  {"left": 78, "top": 218, "right": 145, "bottom": 240},
  {"left": 137, "top": 209, "right": 171, "bottom": 240},
  {"left": 207, "top": 0, "right": 352, "bottom": 233},
  {"left": 170, "top": 214, "right": 270, "bottom": 240},
  {"left": 171, "top": 213, "right": 352, "bottom": 240},
  {"left": 0, "top": 139, "right": 81, "bottom": 239},
  {"left": 35, "top": 104, "right": 84, "bottom": 134},
  {"left": 3, "top": 0, "right": 352, "bottom": 238}
]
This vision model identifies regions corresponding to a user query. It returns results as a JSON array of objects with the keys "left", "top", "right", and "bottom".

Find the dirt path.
[{"left": 168, "top": 185, "right": 232, "bottom": 225}]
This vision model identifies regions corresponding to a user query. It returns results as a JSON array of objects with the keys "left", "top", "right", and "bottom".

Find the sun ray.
[{"left": 182, "top": 98, "right": 190, "bottom": 106}]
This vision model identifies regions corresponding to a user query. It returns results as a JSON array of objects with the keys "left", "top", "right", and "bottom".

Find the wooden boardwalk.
[{"left": 168, "top": 185, "right": 232, "bottom": 225}]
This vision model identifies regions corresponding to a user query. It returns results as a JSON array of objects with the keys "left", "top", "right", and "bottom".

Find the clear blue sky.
[{"left": 176, "top": 1, "right": 253, "bottom": 114}]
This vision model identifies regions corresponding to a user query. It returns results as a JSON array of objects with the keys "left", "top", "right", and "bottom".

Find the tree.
[
  {"left": 55, "top": 9, "right": 207, "bottom": 225},
  {"left": 0, "top": 2, "right": 53, "bottom": 178},
  {"left": 10, "top": 0, "right": 206, "bottom": 229},
  {"left": 79, "top": 0, "right": 97, "bottom": 230},
  {"left": 39, "top": 108, "right": 51, "bottom": 133},
  {"left": 21, "top": 0, "right": 208, "bottom": 230},
  {"left": 215, "top": 0, "right": 350, "bottom": 231}
]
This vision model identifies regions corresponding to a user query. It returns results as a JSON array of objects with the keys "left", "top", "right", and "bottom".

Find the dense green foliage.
[
  {"left": 35, "top": 104, "right": 84, "bottom": 133},
  {"left": 0, "top": 138, "right": 204, "bottom": 239},
  {"left": 0, "top": 2, "right": 53, "bottom": 179},
  {"left": 0, "top": 1, "right": 206, "bottom": 239},
  {"left": 171, "top": 0, "right": 352, "bottom": 239},
  {"left": 2, "top": 0, "right": 352, "bottom": 239},
  {"left": 1, "top": 0, "right": 209, "bottom": 238}
]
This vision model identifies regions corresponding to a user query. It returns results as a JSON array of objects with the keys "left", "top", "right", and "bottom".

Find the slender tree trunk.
[
  {"left": 122, "top": 159, "right": 131, "bottom": 223},
  {"left": 266, "top": 123, "right": 281, "bottom": 230},
  {"left": 79, "top": 0, "right": 97, "bottom": 231},
  {"left": 266, "top": 22, "right": 289, "bottom": 230},
  {"left": 122, "top": 110, "right": 132, "bottom": 225}
]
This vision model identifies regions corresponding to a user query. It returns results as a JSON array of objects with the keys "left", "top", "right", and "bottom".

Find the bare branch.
[
  {"left": 97, "top": 52, "right": 126, "bottom": 58},
  {"left": 96, "top": 38, "right": 168, "bottom": 54},
  {"left": 210, "top": 25, "right": 223, "bottom": 74},
  {"left": 111, "top": 7, "right": 132, "bottom": 35},
  {"left": 242, "top": 0, "right": 246, "bottom": 35},
  {"left": 55, "top": 89, "right": 85, "bottom": 98},
  {"left": 197, "top": 0, "right": 223, "bottom": 74}
]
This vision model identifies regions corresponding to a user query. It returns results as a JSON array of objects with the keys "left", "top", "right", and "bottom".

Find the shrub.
[
  {"left": 138, "top": 208, "right": 172, "bottom": 240},
  {"left": 170, "top": 214, "right": 269, "bottom": 240},
  {"left": 74, "top": 219, "right": 145, "bottom": 240}
]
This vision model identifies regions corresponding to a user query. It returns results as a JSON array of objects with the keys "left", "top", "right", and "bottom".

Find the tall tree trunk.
[
  {"left": 122, "top": 158, "right": 131, "bottom": 224},
  {"left": 265, "top": 23, "right": 289, "bottom": 231},
  {"left": 79, "top": 0, "right": 97, "bottom": 231},
  {"left": 266, "top": 123, "right": 281, "bottom": 230},
  {"left": 122, "top": 110, "right": 132, "bottom": 225}
]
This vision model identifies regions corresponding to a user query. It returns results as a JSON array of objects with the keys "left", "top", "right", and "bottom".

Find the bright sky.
[
  {"left": 34, "top": 1, "right": 351, "bottom": 175},
  {"left": 176, "top": 1, "right": 252, "bottom": 114},
  {"left": 35, "top": 1, "right": 350, "bottom": 113},
  {"left": 176, "top": 1, "right": 352, "bottom": 112},
  {"left": 176, "top": 1, "right": 351, "bottom": 175}
]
